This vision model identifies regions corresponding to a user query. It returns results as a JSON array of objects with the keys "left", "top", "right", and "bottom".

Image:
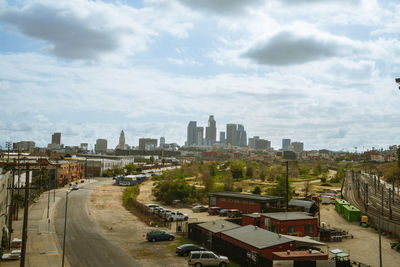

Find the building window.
[
  {"left": 304, "top": 224, "right": 314, "bottom": 234},
  {"left": 271, "top": 225, "right": 277, "bottom": 233},
  {"left": 288, "top": 226, "right": 295, "bottom": 233}
]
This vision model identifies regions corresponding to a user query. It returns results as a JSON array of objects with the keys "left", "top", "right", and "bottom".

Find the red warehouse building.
[
  {"left": 242, "top": 212, "right": 318, "bottom": 237},
  {"left": 220, "top": 225, "right": 294, "bottom": 266},
  {"left": 208, "top": 192, "right": 284, "bottom": 213},
  {"left": 195, "top": 220, "right": 241, "bottom": 246}
]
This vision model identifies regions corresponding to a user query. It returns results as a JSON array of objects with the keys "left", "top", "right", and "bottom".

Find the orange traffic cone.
[{"left": 109, "top": 226, "right": 113, "bottom": 230}]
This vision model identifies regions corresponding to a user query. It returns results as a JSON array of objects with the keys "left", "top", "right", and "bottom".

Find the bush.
[{"left": 252, "top": 186, "right": 262, "bottom": 195}]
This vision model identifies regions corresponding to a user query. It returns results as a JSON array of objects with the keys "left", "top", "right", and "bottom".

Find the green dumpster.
[
  {"left": 343, "top": 205, "right": 361, "bottom": 222},
  {"left": 335, "top": 199, "right": 350, "bottom": 214}
]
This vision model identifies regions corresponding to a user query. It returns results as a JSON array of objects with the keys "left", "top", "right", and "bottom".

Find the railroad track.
[{"left": 345, "top": 172, "right": 400, "bottom": 225}]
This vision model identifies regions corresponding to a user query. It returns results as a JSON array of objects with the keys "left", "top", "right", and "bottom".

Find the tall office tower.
[
  {"left": 205, "top": 115, "right": 217, "bottom": 146},
  {"left": 160, "top": 137, "right": 165, "bottom": 148},
  {"left": 139, "top": 138, "right": 158, "bottom": 150},
  {"left": 187, "top": 121, "right": 197, "bottom": 146},
  {"left": 282, "top": 139, "right": 291, "bottom": 150},
  {"left": 117, "top": 130, "right": 125, "bottom": 149},
  {"left": 291, "top": 142, "right": 304, "bottom": 153},
  {"left": 196, "top": 127, "right": 204, "bottom": 146},
  {"left": 226, "top": 124, "right": 237, "bottom": 146},
  {"left": 248, "top": 136, "right": 259, "bottom": 149},
  {"left": 52, "top": 132, "right": 61, "bottom": 144},
  {"left": 95, "top": 139, "right": 108, "bottom": 153},
  {"left": 237, "top": 124, "right": 247, "bottom": 147},
  {"left": 220, "top": 131, "right": 226, "bottom": 144}
]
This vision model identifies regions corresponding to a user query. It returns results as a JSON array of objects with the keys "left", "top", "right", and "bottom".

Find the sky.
[{"left": 0, "top": 0, "right": 400, "bottom": 151}]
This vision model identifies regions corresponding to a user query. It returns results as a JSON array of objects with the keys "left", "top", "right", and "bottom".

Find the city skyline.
[{"left": 1, "top": 0, "right": 400, "bottom": 151}]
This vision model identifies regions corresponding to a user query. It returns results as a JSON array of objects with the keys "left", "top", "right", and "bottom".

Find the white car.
[{"left": 166, "top": 211, "right": 188, "bottom": 222}]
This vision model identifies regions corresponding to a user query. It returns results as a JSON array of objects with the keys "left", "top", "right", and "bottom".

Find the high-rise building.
[
  {"left": 282, "top": 139, "right": 291, "bottom": 150},
  {"left": 117, "top": 130, "right": 125, "bottom": 149},
  {"left": 139, "top": 138, "right": 158, "bottom": 150},
  {"left": 13, "top": 141, "right": 35, "bottom": 152},
  {"left": 205, "top": 115, "right": 216, "bottom": 146},
  {"left": 226, "top": 124, "right": 237, "bottom": 146},
  {"left": 196, "top": 127, "right": 204, "bottom": 146},
  {"left": 219, "top": 131, "right": 226, "bottom": 144},
  {"left": 187, "top": 121, "right": 197, "bottom": 146},
  {"left": 290, "top": 142, "right": 304, "bottom": 153},
  {"left": 160, "top": 137, "right": 165, "bottom": 148},
  {"left": 95, "top": 139, "right": 107, "bottom": 154},
  {"left": 249, "top": 136, "right": 271, "bottom": 150},
  {"left": 237, "top": 124, "right": 247, "bottom": 147},
  {"left": 52, "top": 132, "right": 61, "bottom": 144}
]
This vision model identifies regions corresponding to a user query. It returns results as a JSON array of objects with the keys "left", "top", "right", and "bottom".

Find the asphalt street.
[{"left": 54, "top": 178, "right": 139, "bottom": 267}]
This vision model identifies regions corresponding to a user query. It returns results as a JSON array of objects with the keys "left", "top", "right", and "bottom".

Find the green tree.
[
  {"left": 246, "top": 166, "right": 254, "bottom": 178},
  {"left": 230, "top": 161, "right": 244, "bottom": 179},
  {"left": 125, "top": 163, "right": 137, "bottom": 175},
  {"left": 150, "top": 156, "right": 155, "bottom": 164},
  {"left": 259, "top": 171, "right": 266, "bottom": 182},
  {"left": 111, "top": 165, "right": 124, "bottom": 176},
  {"left": 331, "top": 168, "right": 345, "bottom": 183},
  {"left": 270, "top": 174, "right": 293, "bottom": 200},
  {"left": 224, "top": 173, "right": 234, "bottom": 191},
  {"left": 313, "top": 163, "right": 322, "bottom": 176},
  {"left": 252, "top": 185, "right": 262, "bottom": 194}
]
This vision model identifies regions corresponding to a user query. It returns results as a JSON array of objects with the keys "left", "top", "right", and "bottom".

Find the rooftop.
[
  {"left": 209, "top": 192, "right": 283, "bottom": 202},
  {"left": 221, "top": 225, "right": 292, "bottom": 249},
  {"left": 243, "top": 213, "right": 261, "bottom": 218},
  {"left": 197, "top": 220, "right": 240, "bottom": 234},
  {"left": 272, "top": 250, "right": 328, "bottom": 261},
  {"left": 261, "top": 212, "right": 316, "bottom": 221}
]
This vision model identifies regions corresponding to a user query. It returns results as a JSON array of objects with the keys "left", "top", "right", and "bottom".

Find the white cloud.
[{"left": 0, "top": 0, "right": 192, "bottom": 61}]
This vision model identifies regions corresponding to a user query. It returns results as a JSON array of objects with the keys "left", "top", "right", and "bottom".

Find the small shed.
[
  {"left": 288, "top": 199, "right": 318, "bottom": 215},
  {"left": 342, "top": 205, "right": 361, "bottom": 222},
  {"left": 334, "top": 199, "right": 349, "bottom": 214}
]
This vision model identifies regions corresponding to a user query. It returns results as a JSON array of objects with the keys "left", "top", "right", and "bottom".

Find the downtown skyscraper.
[
  {"left": 205, "top": 115, "right": 216, "bottom": 146},
  {"left": 187, "top": 121, "right": 197, "bottom": 146}
]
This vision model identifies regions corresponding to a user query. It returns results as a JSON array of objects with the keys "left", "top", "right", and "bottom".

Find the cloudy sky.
[{"left": 0, "top": 0, "right": 399, "bottom": 151}]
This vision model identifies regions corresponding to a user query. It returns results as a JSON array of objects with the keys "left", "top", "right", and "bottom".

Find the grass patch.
[
  {"left": 165, "top": 236, "right": 199, "bottom": 254},
  {"left": 122, "top": 185, "right": 140, "bottom": 205}
]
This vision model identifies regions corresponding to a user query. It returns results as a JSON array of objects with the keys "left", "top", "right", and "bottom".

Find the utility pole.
[
  {"left": 286, "top": 161, "right": 289, "bottom": 212},
  {"left": 365, "top": 183, "right": 368, "bottom": 216},
  {"left": 5, "top": 141, "right": 11, "bottom": 161},
  {"left": 389, "top": 188, "right": 392, "bottom": 220},
  {"left": 8, "top": 160, "right": 16, "bottom": 249},
  {"left": 20, "top": 163, "right": 30, "bottom": 267},
  {"left": 381, "top": 186, "right": 384, "bottom": 216},
  {"left": 47, "top": 167, "right": 51, "bottom": 219},
  {"left": 16, "top": 151, "right": 21, "bottom": 220},
  {"left": 62, "top": 190, "right": 70, "bottom": 267},
  {"left": 379, "top": 185, "right": 383, "bottom": 267}
]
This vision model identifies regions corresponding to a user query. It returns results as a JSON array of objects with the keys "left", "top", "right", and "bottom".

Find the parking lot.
[{"left": 88, "top": 180, "right": 229, "bottom": 267}]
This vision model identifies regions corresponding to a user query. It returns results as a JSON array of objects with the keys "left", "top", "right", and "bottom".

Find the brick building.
[
  {"left": 56, "top": 161, "right": 84, "bottom": 186},
  {"left": 208, "top": 192, "right": 284, "bottom": 213},
  {"left": 242, "top": 212, "right": 318, "bottom": 237}
]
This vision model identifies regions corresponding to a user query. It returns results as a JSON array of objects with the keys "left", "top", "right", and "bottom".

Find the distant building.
[
  {"left": 196, "top": 127, "right": 204, "bottom": 146},
  {"left": 80, "top": 143, "right": 88, "bottom": 151},
  {"left": 95, "top": 139, "right": 108, "bottom": 154},
  {"left": 249, "top": 136, "right": 270, "bottom": 150},
  {"left": 237, "top": 124, "right": 247, "bottom": 147},
  {"left": 13, "top": 141, "right": 35, "bottom": 152},
  {"left": 219, "top": 131, "right": 226, "bottom": 145},
  {"left": 205, "top": 115, "right": 216, "bottom": 146},
  {"left": 52, "top": 132, "right": 61, "bottom": 144},
  {"left": 159, "top": 137, "right": 165, "bottom": 148},
  {"left": 226, "top": 124, "right": 237, "bottom": 146},
  {"left": 116, "top": 130, "right": 126, "bottom": 150},
  {"left": 138, "top": 138, "right": 157, "bottom": 150},
  {"left": 187, "top": 121, "right": 197, "bottom": 146},
  {"left": 290, "top": 142, "right": 304, "bottom": 153},
  {"left": 282, "top": 139, "right": 291, "bottom": 150}
]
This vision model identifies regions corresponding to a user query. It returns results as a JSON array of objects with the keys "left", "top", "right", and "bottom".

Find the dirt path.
[
  {"left": 320, "top": 204, "right": 400, "bottom": 267},
  {"left": 88, "top": 182, "right": 187, "bottom": 266},
  {"left": 137, "top": 180, "right": 156, "bottom": 203}
]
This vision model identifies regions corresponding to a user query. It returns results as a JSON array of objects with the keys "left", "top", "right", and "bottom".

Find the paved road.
[{"left": 54, "top": 178, "right": 139, "bottom": 267}]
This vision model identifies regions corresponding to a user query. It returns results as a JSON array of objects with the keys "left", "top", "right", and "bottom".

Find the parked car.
[
  {"left": 145, "top": 204, "right": 159, "bottom": 212},
  {"left": 188, "top": 251, "right": 229, "bottom": 267},
  {"left": 159, "top": 208, "right": 171, "bottom": 219},
  {"left": 146, "top": 230, "right": 175, "bottom": 242},
  {"left": 192, "top": 205, "right": 208, "bottom": 213},
  {"left": 227, "top": 209, "right": 241, "bottom": 218},
  {"left": 166, "top": 211, "right": 188, "bottom": 221},
  {"left": 71, "top": 184, "right": 79, "bottom": 190},
  {"left": 219, "top": 209, "right": 229, "bottom": 217},
  {"left": 176, "top": 244, "right": 206, "bottom": 257},
  {"left": 208, "top": 207, "right": 221, "bottom": 215}
]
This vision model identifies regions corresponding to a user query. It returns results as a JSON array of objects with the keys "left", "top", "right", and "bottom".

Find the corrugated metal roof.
[
  {"left": 209, "top": 192, "right": 283, "bottom": 202},
  {"left": 197, "top": 220, "right": 240, "bottom": 233},
  {"left": 221, "top": 225, "right": 292, "bottom": 249},
  {"left": 288, "top": 199, "right": 317, "bottom": 212},
  {"left": 281, "top": 234, "right": 326, "bottom": 246},
  {"left": 261, "top": 212, "right": 316, "bottom": 221}
]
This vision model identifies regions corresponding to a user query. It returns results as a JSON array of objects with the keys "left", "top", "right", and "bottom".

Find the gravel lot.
[{"left": 320, "top": 204, "right": 400, "bottom": 267}]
